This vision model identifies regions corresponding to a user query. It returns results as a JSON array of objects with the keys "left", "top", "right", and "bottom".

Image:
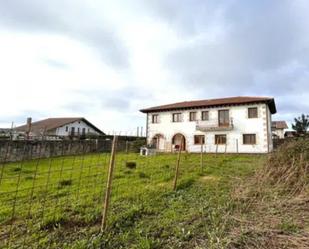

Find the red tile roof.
[
  {"left": 272, "top": 121, "right": 288, "bottom": 129},
  {"left": 15, "top": 117, "right": 104, "bottom": 134},
  {"left": 140, "top": 96, "right": 276, "bottom": 114}
]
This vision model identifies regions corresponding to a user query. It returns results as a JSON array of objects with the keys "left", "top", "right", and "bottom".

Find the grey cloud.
[
  {"left": 1, "top": 0, "right": 308, "bottom": 128},
  {"left": 0, "top": 0, "right": 129, "bottom": 68},
  {"left": 100, "top": 87, "right": 154, "bottom": 111},
  {"left": 101, "top": 97, "right": 130, "bottom": 111},
  {"left": 42, "top": 58, "right": 70, "bottom": 69},
  {"left": 65, "top": 86, "right": 153, "bottom": 113},
  {"left": 0, "top": 110, "right": 46, "bottom": 127},
  {"left": 141, "top": 0, "right": 228, "bottom": 36},
  {"left": 62, "top": 102, "right": 92, "bottom": 113},
  {"left": 162, "top": 0, "right": 309, "bottom": 118}
]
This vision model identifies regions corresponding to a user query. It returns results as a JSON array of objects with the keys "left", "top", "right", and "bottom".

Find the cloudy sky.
[{"left": 0, "top": 0, "right": 308, "bottom": 133}]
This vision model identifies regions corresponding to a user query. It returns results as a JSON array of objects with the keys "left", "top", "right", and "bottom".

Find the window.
[
  {"left": 218, "top": 110, "right": 229, "bottom": 127},
  {"left": 243, "top": 134, "right": 256, "bottom": 144},
  {"left": 71, "top": 127, "right": 75, "bottom": 136},
  {"left": 215, "top": 134, "right": 226, "bottom": 144},
  {"left": 248, "top": 107, "right": 258, "bottom": 118},
  {"left": 172, "top": 113, "right": 182, "bottom": 122},
  {"left": 65, "top": 126, "right": 68, "bottom": 132},
  {"left": 189, "top": 112, "right": 197, "bottom": 121},
  {"left": 152, "top": 114, "right": 159, "bottom": 123},
  {"left": 194, "top": 135, "right": 205, "bottom": 144},
  {"left": 201, "top": 111, "right": 209, "bottom": 121},
  {"left": 77, "top": 127, "right": 80, "bottom": 134},
  {"left": 82, "top": 128, "right": 86, "bottom": 135}
]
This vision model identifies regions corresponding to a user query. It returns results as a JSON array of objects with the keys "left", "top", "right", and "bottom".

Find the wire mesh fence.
[{"left": 0, "top": 138, "right": 211, "bottom": 248}]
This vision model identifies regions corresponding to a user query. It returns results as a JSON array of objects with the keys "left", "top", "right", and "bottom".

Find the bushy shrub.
[
  {"left": 129, "top": 139, "right": 146, "bottom": 153},
  {"left": 126, "top": 161, "right": 136, "bottom": 169}
]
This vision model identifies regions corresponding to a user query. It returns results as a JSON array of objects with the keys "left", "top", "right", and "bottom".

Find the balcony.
[{"left": 196, "top": 118, "right": 234, "bottom": 132}]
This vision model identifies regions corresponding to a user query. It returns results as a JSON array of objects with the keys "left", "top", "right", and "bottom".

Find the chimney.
[{"left": 26, "top": 117, "right": 32, "bottom": 140}]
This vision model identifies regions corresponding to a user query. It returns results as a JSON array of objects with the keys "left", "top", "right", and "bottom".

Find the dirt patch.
[{"left": 200, "top": 175, "right": 220, "bottom": 182}]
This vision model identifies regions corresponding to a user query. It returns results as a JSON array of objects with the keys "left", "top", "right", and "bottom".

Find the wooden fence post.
[
  {"left": 101, "top": 135, "right": 118, "bottom": 232},
  {"left": 200, "top": 143, "right": 204, "bottom": 172},
  {"left": 236, "top": 139, "right": 239, "bottom": 154},
  {"left": 125, "top": 140, "right": 129, "bottom": 154},
  {"left": 173, "top": 138, "right": 183, "bottom": 191}
]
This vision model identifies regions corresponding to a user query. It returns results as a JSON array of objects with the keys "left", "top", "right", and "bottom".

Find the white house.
[
  {"left": 140, "top": 96, "right": 277, "bottom": 153},
  {"left": 271, "top": 121, "right": 288, "bottom": 139},
  {"left": 15, "top": 117, "right": 104, "bottom": 139}
]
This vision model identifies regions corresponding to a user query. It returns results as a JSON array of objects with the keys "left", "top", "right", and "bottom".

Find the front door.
[{"left": 172, "top": 134, "right": 186, "bottom": 151}]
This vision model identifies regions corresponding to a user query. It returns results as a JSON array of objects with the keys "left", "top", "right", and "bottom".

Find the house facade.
[
  {"left": 15, "top": 117, "right": 104, "bottom": 139},
  {"left": 271, "top": 121, "right": 288, "bottom": 139},
  {"left": 140, "top": 97, "right": 277, "bottom": 153}
]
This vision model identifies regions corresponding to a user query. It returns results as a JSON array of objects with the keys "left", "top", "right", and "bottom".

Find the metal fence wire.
[{"left": 0, "top": 138, "right": 208, "bottom": 248}]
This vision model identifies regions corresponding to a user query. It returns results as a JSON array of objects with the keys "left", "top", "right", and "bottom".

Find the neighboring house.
[
  {"left": 0, "top": 128, "right": 12, "bottom": 139},
  {"left": 15, "top": 117, "right": 104, "bottom": 139},
  {"left": 140, "top": 96, "right": 277, "bottom": 153},
  {"left": 284, "top": 131, "right": 297, "bottom": 138},
  {"left": 271, "top": 121, "right": 288, "bottom": 139}
]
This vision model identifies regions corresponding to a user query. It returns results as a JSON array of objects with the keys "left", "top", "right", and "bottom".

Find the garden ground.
[{"left": 1, "top": 147, "right": 307, "bottom": 249}]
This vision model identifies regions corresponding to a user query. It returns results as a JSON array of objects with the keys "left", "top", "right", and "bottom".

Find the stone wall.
[{"left": 0, "top": 136, "right": 146, "bottom": 163}]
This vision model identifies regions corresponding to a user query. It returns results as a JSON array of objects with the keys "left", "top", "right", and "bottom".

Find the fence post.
[
  {"left": 200, "top": 143, "right": 204, "bottom": 172},
  {"left": 125, "top": 140, "right": 129, "bottom": 154},
  {"left": 173, "top": 138, "right": 183, "bottom": 191},
  {"left": 101, "top": 135, "right": 118, "bottom": 232},
  {"left": 236, "top": 139, "right": 239, "bottom": 154}
]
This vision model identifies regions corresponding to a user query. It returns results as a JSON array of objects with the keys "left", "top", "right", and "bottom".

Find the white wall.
[
  {"left": 146, "top": 103, "right": 273, "bottom": 153},
  {"left": 272, "top": 129, "right": 285, "bottom": 139},
  {"left": 56, "top": 120, "right": 100, "bottom": 136}
]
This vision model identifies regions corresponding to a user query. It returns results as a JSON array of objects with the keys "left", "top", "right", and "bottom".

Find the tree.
[{"left": 292, "top": 114, "right": 309, "bottom": 135}]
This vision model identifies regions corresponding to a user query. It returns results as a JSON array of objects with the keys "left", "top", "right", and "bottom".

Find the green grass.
[{"left": 0, "top": 153, "right": 265, "bottom": 248}]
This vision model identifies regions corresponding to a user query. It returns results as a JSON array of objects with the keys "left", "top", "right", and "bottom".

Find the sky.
[{"left": 0, "top": 0, "right": 308, "bottom": 134}]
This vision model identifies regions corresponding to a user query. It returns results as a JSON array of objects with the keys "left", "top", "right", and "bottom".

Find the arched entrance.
[
  {"left": 172, "top": 133, "right": 186, "bottom": 151},
  {"left": 151, "top": 134, "right": 165, "bottom": 151}
]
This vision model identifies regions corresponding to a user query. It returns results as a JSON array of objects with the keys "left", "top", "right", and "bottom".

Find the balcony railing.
[{"left": 196, "top": 118, "right": 234, "bottom": 132}]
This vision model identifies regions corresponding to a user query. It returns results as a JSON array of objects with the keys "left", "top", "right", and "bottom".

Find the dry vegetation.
[{"left": 230, "top": 139, "right": 309, "bottom": 249}]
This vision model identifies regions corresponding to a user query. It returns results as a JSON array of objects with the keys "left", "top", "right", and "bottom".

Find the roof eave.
[{"left": 140, "top": 99, "right": 277, "bottom": 114}]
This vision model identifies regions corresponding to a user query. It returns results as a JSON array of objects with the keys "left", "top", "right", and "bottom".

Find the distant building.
[
  {"left": 0, "top": 128, "right": 12, "bottom": 139},
  {"left": 284, "top": 131, "right": 297, "bottom": 138},
  {"left": 140, "top": 96, "right": 276, "bottom": 153},
  {"left": 15, "top": 117, "right": 104, "bottom": 139},
  {"left": 271, "top": 121, "right": 288, "bottom": 139}
]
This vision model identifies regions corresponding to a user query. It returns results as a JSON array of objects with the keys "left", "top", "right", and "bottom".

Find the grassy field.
[{"left": 0, "top": 152, "right": 265, "bottom": 248}]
